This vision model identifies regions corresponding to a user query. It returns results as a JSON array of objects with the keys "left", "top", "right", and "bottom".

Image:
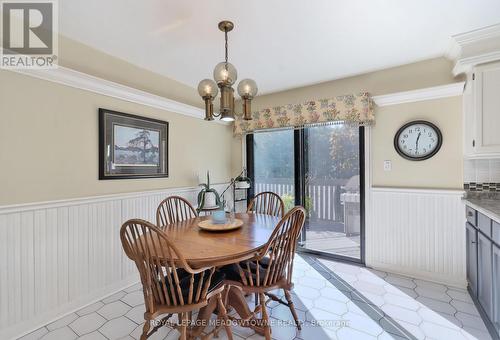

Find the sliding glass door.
[
  {"left": 251, "top": 129, "right": 295, "bottom": 206},
  {"left": 302, "top": 124, "right": 364, "bottom": 261},
  {"left": 247, "top": 124, "right": 365, "bottom": 263}
]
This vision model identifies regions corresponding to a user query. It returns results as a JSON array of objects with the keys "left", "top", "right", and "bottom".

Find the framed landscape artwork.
[{"left": 99, "top": 108, "right": 168, "bottom": 179}]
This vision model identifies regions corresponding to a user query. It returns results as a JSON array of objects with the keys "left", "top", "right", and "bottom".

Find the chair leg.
[
  {"left": 217, "top": 293, "right": 233, "bottom": 340},
  {"left": 284, "top": 289, "right": 301, "bottom": 330},
  {"left": 140, "top": 320, "right": 150, "bottom": 340},
  {"left": 179, "top": 313, "right": 188, "bottom": 340},
  {"left": 259, "top": 293, "right": 271, "bottom": 340}
]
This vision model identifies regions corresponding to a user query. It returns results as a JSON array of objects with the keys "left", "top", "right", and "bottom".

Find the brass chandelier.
[{"left": 197, "top": 20, "right": 257, "bottom": 121}]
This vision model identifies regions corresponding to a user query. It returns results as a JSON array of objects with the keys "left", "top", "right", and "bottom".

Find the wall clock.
[{"left": 394, "top": 120, "right": 442, "bottom": 161}]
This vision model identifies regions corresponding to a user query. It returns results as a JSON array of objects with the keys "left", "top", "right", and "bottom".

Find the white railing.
[{"left": 254, "top": 179, "right": 359, "bottom": 221}]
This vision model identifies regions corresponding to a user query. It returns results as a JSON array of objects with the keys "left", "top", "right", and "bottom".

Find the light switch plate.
[{"left": 383, "top": 160, "right": 392, "bottom": 171}]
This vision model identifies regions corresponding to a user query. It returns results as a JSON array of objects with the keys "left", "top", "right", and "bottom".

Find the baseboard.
[
  {"left": 368, "top": 261, "right": 467, "bottom": 289},
  {"left": 1, "top": 275, "right": 139, "bottom": 340}
]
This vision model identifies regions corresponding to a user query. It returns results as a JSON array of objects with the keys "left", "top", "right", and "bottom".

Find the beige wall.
[
  {"left": 0, "top": 70, "right": 233, "bottom": 205},
  {"left": 371, "top": 97, "right": 462, "bottom": 189},
  {"left": 234, "top": 57, "right": 463, "bottom": 189}
]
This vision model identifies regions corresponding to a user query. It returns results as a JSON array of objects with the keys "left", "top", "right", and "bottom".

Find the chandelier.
[{"left": 197, "top": 21, "right": 257, "bottom": 122}]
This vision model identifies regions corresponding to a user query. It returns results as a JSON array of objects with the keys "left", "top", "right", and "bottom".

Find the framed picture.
[{"left": 99, "top": 108, "right": 168, "bottom": 180}]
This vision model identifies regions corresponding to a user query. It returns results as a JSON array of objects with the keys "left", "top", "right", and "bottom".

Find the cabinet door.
[
  {"left": 466, "top": 223, "right": 478, "bottom": 296},
  {"left": 494, "top": 245, "right": 500, "bottom": 336},
  {"left": 474, "top": 61, "right": 500, "bottom": 155},
  {"left": 478, "top": 232, "right": 493, "bottom": 319}
]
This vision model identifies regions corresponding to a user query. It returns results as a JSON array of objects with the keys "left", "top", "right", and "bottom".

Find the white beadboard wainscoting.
[
  {"left": 367, "top": 187, "right": 466, "bottom": 288},
  {"left": 0, "top": 184, "right": 228, "bottom": 340}
]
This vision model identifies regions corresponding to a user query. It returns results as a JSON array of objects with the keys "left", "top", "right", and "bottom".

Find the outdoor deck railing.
[{"left": 254, "top": 178, "right": 359, "bottom": 222}]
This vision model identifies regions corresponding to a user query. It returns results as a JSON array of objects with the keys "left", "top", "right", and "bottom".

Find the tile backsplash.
[{"left": 464, "top": 158, "right": 500, "bottom": 191}]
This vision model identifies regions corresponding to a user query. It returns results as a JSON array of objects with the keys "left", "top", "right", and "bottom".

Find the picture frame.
[{"left": 99, "top": 108, "right": 169, "bottom": 180}]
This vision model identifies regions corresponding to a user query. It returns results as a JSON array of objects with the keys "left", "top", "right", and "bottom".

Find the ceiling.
[{"left": 59, "top": 0, "right": 500, "bottom": 95}]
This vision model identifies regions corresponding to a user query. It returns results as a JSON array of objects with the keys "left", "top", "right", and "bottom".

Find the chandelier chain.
[{"left": 224, "top": 30, "right": 228, "bottom": 65}]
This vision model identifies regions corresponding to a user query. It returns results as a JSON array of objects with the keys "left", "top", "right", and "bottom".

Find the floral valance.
[{"left": 233, "top": 92, "right": 374, "bottom": 136}]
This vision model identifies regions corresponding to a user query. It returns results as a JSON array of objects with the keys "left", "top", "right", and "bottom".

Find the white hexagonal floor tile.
[
  {"left": 450, "top": 299, "right": 480, "bottom": 316},
  {"left": 341, "top": 312, "right": 383, "bottom": 337},
  {"left": 292, "top": 285, "right": 321, "bottom": 300},
  {"left": 102, "top": 291, "right": 126, "bottom": 304},
  {"left": 416, "top": 296, "right": 456, "bottom": 315},
  {"left": 121, "top": 291, "right": 144, "bottom": 307},
  {"left": 415, "top": 286, "right": 452, "bottom": 302},
  {"left": 314, "top": 297, "right": 348, "bottom": 315},
  {"left": 76, "top": 302, "right": 104, "bottom": 316},
  {"left": 98, "top": 300, "right": 132, "bottom": 320},
  {"left": 98, "top": 316, "right": 137, "bottom": 339},
  {"left": 78, "top": 331, "right": 107, "bottom": 340},
  {"left": 336, "top": 326, "right": 376, "bottom": 339},
  {"left": 420, "top": 321, "right": 469, "bottom": 340},
  {"left": 40, "top": 326, "right": 77, "bottom": 340},
  {"left": 125, "top": 305, "right": 146, "bottom": 324},
  {"left": 447, "top": 289, "right": 473, "bottom": 303},
  {"left": 381, "top": 304, "right": 422, "bottom": 325},
  {"left": 18, "top": 327, "right": 48, "bottom": 340},
  {"left": 455, "top": 312, "right": 489, "bottom": 332},
  {"left": 46, "top": 313, "right": 79, "bottom": 331},
  {"left": 130, "top": 323, "right": 172, "bottom": 340},
  {"left": 384, "top": 274, "right": 416, "bottom": 289},
  {"left": 69, "top": 312, "right": 106, "bottom": 336},
  {"left": 383, "top": 292, "right": 420, "bottom": 311}
]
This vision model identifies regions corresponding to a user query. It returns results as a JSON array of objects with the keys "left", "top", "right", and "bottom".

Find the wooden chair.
[
  {"left": 223, "top": 206, "right": 306, "bottom": 339},
  {"left": 156, "top": 196, "right": 197, "bottom": 228},
  {"left": 120, "top": 219, "right": 232, "bottom": 340},
  {"left": 247, "top": 191, "right": 285, "bottom": 218}
]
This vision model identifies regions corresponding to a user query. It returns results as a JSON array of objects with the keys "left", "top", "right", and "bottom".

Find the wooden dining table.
[{"left": 159, "top": 212, "right": 281, "bottom": 336}]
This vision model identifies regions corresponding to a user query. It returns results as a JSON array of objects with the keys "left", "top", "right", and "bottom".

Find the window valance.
[{"left": 233, "top": 92, "right": 374, "bottom": 136}]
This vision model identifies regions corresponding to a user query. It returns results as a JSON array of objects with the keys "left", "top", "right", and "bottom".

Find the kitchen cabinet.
[
  {"left": 493, "top": 244, "right": 500, "bottom": 335},
  {"left": 464, "top": 61, "right": 500, "bottom": 158},
  {"left": 466, "top": 204, "right": 500, "bottom": 339},
  {"left": 466, "top": 222, "right": 478, "bottom": 296},
  {"left": 478, "top": 232, "right": 493, "bottom": 319}
]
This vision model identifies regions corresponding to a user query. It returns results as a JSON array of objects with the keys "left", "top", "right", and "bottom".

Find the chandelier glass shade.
[{"left": 198, "top": 21, "right": 257, "bottom": 121}]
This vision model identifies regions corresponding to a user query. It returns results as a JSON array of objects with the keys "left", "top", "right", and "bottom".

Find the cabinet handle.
[
  {"left": 472, "top": 140, "right": 475, "bottom": 147},
  {"left": 468, "top": 211, "right": 474, "bottom": 217},
  {"left": 471, "top": 241, "right": 476, "bottom": 244}
]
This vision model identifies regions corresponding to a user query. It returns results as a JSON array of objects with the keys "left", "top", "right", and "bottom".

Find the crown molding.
[
  {"left": 372, "top": 82, "right": 465, "bottom": 107},
  {"left": 447, "top": 23, "right": 500, "bottom": 75},
  {"left": 9, "top": 66, "right": 232, "bottom": 124},
  {"left": 452, "top": 50, "right": 500, "bottom": 76}
]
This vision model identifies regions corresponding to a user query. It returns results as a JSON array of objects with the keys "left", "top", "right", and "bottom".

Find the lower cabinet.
[
  {"left": 466, "top": 222, "right": 478, "bottom": 296},
  {"left": 493, "top": 244, "right": 500, "bottom": 335},
  {"left": 478, "top": 232, "right": 493, "bottom": 319}
]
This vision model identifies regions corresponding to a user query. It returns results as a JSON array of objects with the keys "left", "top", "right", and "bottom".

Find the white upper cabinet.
[{"left": 464, "top": 61, "right": 500, "bottom": 158}]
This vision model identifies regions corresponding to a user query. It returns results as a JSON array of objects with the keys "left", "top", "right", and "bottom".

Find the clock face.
[{"left": 394, "top": 121, "right": 442, "bottom": 161}]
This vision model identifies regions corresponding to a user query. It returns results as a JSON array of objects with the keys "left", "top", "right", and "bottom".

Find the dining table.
[{"left": 158, "top": 212, "right": 281, "bottom": 336}]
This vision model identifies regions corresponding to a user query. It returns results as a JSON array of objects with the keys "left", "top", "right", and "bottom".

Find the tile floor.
[{"left": 19, "top": 255, "right": 493, "bottom": 340}]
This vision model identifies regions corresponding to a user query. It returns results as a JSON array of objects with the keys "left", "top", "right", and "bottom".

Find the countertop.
[{"left": 464, "top": 198, "right": 500, "bottom": 223}]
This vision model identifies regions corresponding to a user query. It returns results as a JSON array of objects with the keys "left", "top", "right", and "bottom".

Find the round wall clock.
[{"left": 394, "top": 120, "right": 442, "bottom": 161}]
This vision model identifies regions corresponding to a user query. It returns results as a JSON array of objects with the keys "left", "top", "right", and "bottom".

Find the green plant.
[
  {"left": 197, "top": 171, "right": 222, "bottom": 209},
  {"left": 281, "top": 193, "right": 312, "bottom": 215}
]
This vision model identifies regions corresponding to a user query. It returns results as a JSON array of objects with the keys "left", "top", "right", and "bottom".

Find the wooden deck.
[{"left": 300, "top": 219, "right": 360, "bottom": 259}]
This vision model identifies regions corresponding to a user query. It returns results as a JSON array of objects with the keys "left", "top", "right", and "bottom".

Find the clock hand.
[{"left": 415, "top": 132, "right": 421, "bottom": 152}]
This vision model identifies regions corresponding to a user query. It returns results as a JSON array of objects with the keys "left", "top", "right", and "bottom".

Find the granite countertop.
[{"left": 464, "top": 197, "right": 500, "bottom": 223}]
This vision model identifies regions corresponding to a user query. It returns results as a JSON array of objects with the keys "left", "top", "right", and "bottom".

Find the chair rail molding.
[
  {"left": 0, "top": 184, "right": 229, "bottom": 340},
  {"left": 9, "top": 66, "right": 230, "bottom": 123},
  {"left": 367, "top": 186, "right": 466, "bottom": 288},
  {"left": 372, "top": 82, "right": 465, "bottom": 107}
]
